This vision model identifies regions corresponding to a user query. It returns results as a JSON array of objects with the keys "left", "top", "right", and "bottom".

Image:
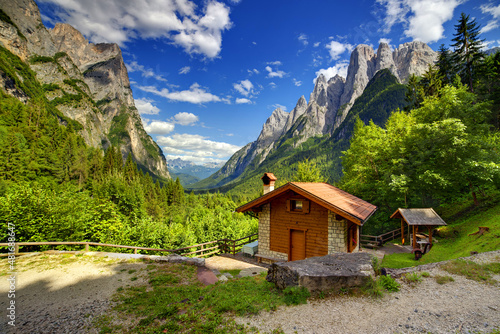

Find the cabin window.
[
  {"left": 286, "top": 199, "right": 310, "bottom": 213},
  {"left": 291, "top": 200, "right": 303, "bottom": 212}
]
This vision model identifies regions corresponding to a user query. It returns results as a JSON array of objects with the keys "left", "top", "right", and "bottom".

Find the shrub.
[
  {"left": 378, "top": 275, "right": 400, "bottom": 292},
  {"left": 434, "top": 275, "right": 455, "bottom": 284}
]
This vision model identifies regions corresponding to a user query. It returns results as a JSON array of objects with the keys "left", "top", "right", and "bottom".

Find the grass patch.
[
  {"left": 441, "top": 259, "right": 499, "bottom": 285},
  {"left": 220, "top": 269, "right": 241, "bottom": 277},
  {"left": 104, "top": 265, "right": 309, "bottom": 333},
  {"left": 434, "top": 275, "right": 455, "bottom": 284},
  {"left": 402, "top": 272, "right": 422, "bottom": 285},
  {"left": 378, "top": 275, "right": 400, "bottom": 292},
  {"left": 382, "top": 201, "right": 500, "bottom": 269}
]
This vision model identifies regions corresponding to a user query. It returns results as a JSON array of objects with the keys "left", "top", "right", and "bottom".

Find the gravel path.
[
  {"left": 236, "top": 251, "right": 500, "bottom": 334},
  {"left": 0, "top": 251, "right": 498, "bottom": 334}
]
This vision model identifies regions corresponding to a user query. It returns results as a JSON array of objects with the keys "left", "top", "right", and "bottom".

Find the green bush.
[{"left": 378, "top": 275, "right": 400, "bottom": 292}]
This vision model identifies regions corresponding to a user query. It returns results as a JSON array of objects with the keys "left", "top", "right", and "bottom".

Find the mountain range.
[
  {"left": 189, "top": 41, "right": 437, "bottom": 192},
  {"left": 0, "top": 0, "right": 169, "bottom": 179}
]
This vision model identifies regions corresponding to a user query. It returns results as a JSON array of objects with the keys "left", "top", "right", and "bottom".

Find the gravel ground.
[
  {"left": 236, "top": 250, "right": 500, "bottom": 334},
  {"left": 0, "top": 251, "right": 498, "bottom": 334},
  {"left": 0, "top": 252, "right": 150, "bottom": 334}
]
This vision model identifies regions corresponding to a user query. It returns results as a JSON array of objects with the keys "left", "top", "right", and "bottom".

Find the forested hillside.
[{"left": 0, "top": 44, "right": 257, "bottom": 251}]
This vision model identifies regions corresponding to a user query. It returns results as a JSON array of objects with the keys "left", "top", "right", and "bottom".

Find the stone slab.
[{"left": 266, "top": 252, "right": 375, "bottom": 292}]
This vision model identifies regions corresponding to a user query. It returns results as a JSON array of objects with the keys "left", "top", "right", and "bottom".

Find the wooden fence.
[
  {"left": 0, "top": 233, "right": 258, "bottom": 258},
  {"left": 360, "top": 228, "right": 401, "bottom": 248}
]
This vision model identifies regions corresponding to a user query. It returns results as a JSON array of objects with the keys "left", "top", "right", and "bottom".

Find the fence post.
[
  {"left": 14, "top": 244, "right": 19, "bottom": 255},
  {"left": 232, "top": 240, "right": 236, "bottom": 255},
  {"left": 134, "top": 248, "right": 137, "bottom": 254},
  {"left": 85, "top": 243, "right": 89, "bottom": 252}
]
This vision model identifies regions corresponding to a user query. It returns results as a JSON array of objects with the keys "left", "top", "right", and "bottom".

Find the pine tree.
[
  {"left": 436, "top": 44, "right": 454, "bottom": 85},
  {"left": 451, "top": 13, "right": 485, "bottom": 92}
]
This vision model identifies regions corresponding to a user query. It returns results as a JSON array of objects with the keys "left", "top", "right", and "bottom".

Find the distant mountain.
[
  {"left": 168, "top": 158, "right": 224, "bottom": 186},
  {"left": 485, "top": 47, "right": 500, "bottom": 56},
  {"left": 190, "top": 42, "right": 436, "bottom": 191},
  {"left": 0, "top": 0, "right": 169, "bottom": 179}
]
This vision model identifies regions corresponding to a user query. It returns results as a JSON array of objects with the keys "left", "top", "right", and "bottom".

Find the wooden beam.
[
  {"left": 401, "top": 218, "right": 405, "bottom": 245},
  {"left": 428, "top": 226, "right": 433, "bottom": 245},
  {"left": 412, "top": 225, "right": 416, "bottom": 249}
]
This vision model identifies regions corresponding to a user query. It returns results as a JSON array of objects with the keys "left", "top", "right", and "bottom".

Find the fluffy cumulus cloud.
[
  {"left": 293, "top": 78, "right": 302, "bottom": 87},
  {"left": 38, "top": 0, "right": 232, "bottom": 58},
  {"left": 377, "top": 0, "right": 461, "bottom": 44},
  {"left": 173, "top": 112, "right": 198, "bottom": 125},
  {"left": 481, "top": 4, "right": 500, "bottom": 33},
  {"left": 157, "top": 133, "right": 241, "bottom": 164},
  {"left": 326, "top": 41, "right": 353, "bottom": 60},
  {"left": 136, "top": 83, "right": 221, "bottom": 104},
  {"left": 135, "top": 97, "right": 161, "bottom": 114},
  {"left": 143, "top": 120, "right": 175, "bottom": 135},
  {"left": 315, "top": 60, "right": 349, "bottom": 81},
  {"left": 233, "top": 79, "right": 254, "bottom": 96},
  {"left": 265, "top": 66, "right": 286, "bottom": 78}
]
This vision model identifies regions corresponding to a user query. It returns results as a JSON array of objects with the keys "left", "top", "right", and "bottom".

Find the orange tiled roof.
[{"left": 236, "top": 182, "right": 377, "bottom": 225}]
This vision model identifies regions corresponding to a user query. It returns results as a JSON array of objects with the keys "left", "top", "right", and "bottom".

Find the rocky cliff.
[
  {"left": 0, "top": 0, "right": 170, "bottom": 179},
  {"left": 193, "top": 41, "right": 436, "bottom": 189}
]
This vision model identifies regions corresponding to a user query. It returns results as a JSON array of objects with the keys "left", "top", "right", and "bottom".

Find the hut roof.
[
  {"left": 390, "top": 208, "right": 447, "bottom": 226},
  {"left": 236, "top": 182, "right": 377, "bottom": 225}
]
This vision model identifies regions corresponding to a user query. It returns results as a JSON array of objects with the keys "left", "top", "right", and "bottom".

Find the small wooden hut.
[
  {"left": 236, "top": 173, "right": 377, "bottom": 263},
  {"left": 390, "top": 208, "right": 447, "bottom": 249}
]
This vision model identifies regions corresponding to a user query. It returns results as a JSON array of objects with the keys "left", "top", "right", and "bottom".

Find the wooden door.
[
  {"left": 348, "top": 223, "right": 358, "bottom": 253},
  {"left": 289, "top": 229, "right": 306, "bottom": 261}
]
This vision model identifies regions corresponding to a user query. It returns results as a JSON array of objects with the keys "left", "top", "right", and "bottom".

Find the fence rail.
[
  {"left": 360, "top": 228, "right": 401, "bottom": 248},
  {"left": 0, "top": 233, "right": 258, "bottom": 258}
]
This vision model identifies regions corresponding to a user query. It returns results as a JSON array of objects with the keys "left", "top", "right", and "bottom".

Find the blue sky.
[{"left": 37, "top": 0, "right": 500, "bottom": 165}]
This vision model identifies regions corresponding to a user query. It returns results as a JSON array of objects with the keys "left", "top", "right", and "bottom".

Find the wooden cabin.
[{"left": 236, "top": 173, "right": 377, "bottom": 263}]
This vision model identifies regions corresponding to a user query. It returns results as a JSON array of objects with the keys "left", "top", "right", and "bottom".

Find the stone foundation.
[{"left": 257, "top": 203, "right": 287, "bottom": 261}]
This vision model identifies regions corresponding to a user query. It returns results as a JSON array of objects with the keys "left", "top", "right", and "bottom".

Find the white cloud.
[
  {"left": 173, "top": 112, "right": 199, "bottom": 125},
  {"left": 179, "top": 66, "right": 191, "bottom": 74},
  {"left": 235, "top": 98, "right": 252, "bottom": 104},
  {"left": 298, "top": 33, "right": 308, "bottom": 46},
  {"left": 135, "top": 97, "right": 161, "bottom": 115},
  {"left": 233, "top": 79, "right": 254, "bottom": 96},
  {"left": 315, "top": 60, "right": 350, "bottom": 81},
  {"left": 39, "top": 0, "right": 232, "bottom": 58},
  {"left": 266, "top": 60, "right": 282, "bottom": 66},
  {"left": 265, "top": 66, "right": 286, "bottom": 78},
  {"left": 158, "top": 133, "right": 241, "bottom": 163},
  {"left": 136, "top": 83, "right": 221, "bottom": 104},
  {"left": 481, "top": 4, "right": 500, "bottom": 33},
  {"left": 325, "top": 41, "right": 353, "bottom": 60},
  {"left": 143, "top": 120, "right": 175, "bottom": 135},
  {"left": 377, "top": 0, "right": 461, "bottom": 44},
  {"left": 269, "top": 82, "right": 277, "bottom": 89},
  {"left": 293, "top": 78, "right": 302, "bottom": 87},
  {"left": 126, "top": 61, "right": 167, "bottom": 82},
  {"left": 272, "top": 104, "right": 287, "bottom": 112},
  {"left": 247, "top": 68, "right": 260, "bottom": 75},
  {"left": 313, "top": 42, "right": 321, "bottom": 48},
  {"left": 378, "top": 38, "right": 392, "bottom": 45}
]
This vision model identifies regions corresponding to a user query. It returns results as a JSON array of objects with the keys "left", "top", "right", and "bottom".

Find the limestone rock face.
[
  {"left": 393, "top": 41, "right": 437, "bottom": 83},
  {"left": 0, "top": 0, "right": 169, "bottom": 178},
  {"left": 376, "top": 42, "right": 399, "bottom": 81},
  {"left": 266, "top": 253, "right": 375, "bottom": 292}
]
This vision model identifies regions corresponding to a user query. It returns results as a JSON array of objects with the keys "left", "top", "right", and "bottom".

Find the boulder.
[{"left": 266, "top": 253, "right": 375, "bottom": 292}]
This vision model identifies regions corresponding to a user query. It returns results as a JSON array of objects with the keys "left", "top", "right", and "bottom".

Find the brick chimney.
[{"left": 261, "top": 173, "right": 277, "bottom": 194}]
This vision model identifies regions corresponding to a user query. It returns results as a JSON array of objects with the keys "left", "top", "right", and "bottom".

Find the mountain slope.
[
  {"left": 0, "top": 0, "right": 169, "bottom": 179},
  {"left": 191, "top": 42, "right": 436, "bottom": 192},
  {"left": 191, "top": 69, "right": 408, "bottom": 200}
]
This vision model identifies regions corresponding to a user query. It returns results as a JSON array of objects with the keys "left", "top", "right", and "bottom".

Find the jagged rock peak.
[
  {"left": 297, "top": 95, "right": 307, "bottom": 108},
  {"left": 375, "top": 42, "right": 398, "bottom": 81},
  {"left": 257, "top": 107, "right": 289, "bottom": 143},
  {"left": 310, "top": 73, "right": 329, "bottom": 107},
  {"left": 328, "top": 74, "right": 346, "bottom": 85}
]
